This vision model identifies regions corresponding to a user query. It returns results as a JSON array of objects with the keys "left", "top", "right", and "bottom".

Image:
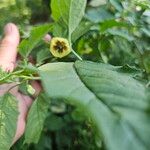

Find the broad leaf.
[
  {"left": 68, "top": 0, "right": 87, "bottom": 34},
  {"left": 53, "top": 22, "right": 68, "bottom": 38},
  {"left": 51, "top": 0, "right": 87, "bottom": 35},
  {"left": 51, "top": 0, "right": 70, "bottom": 23},
  {"left": 19, "top": 24, "right": 52, "bottom": 57},
  {"left": 72, "top": 21, "right": 93, "bottom": 43},
  {"left": 25, "top": 94, "right": 49, "bottom": 144},
  {"left": 0, "top": 94, "right": 18, "bottom": 150},
  {"left": 39, "top": 61, "right": 150, "bottom": 150}
]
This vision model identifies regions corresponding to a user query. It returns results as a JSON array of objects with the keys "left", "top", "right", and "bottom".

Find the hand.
[{"left": 0, "top": 23, "right": 41, "bottom": 144}]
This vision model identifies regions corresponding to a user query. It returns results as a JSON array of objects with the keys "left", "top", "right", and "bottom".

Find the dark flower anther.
[{"left": 50, "top": 37, "right": 71, "bottom": 58}]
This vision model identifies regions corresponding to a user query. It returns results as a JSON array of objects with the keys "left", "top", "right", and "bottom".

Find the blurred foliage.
[
  {"left": 0, "top": 0, "right": 50, "bottom": 34},
  {"left": 0, "top": 0, "right": 30, "bottom": 33},
  {"left": 0, "top": 0, "right": 150, "bottom": 150}
]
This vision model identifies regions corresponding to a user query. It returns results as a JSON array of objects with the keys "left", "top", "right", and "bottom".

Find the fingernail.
[
  {"left": 4, "top": 23, "right": 14, "bottom": 35},
  {"left": 44, "top": 34, "right": 51, "bottom": 43}
]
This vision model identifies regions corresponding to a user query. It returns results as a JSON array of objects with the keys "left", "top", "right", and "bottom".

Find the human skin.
[{"left": 0, "top": 23, "right": 42, "bottom": 145}]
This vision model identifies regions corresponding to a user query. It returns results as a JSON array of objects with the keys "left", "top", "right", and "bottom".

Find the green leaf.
[
  {"left": 45, "top": 114, "right": 65, "bottom": 131},
  {"left": 142, "top": 51, "right": 150, "bottom": 74},
  {"left": 53, "top": 22, "right": 68, "bottom": 38},
  {"left": 51, "top": 0, "right": 70, "bottom": 23},
  {"left": 107, "top": 29, "right": 134, "bottom": 41},
  {"left": 51, "top": 0, "right": 87, "bottom": 35},
  {"left": 134, "top": 0, "right": 150, "bottom": 9},
  {"left": 39, "top": 61, "right": 150, "bottom": 150},
  {"left": 19, "top": 24, "right": 52, "bottom": 57},
  {"left": 0, "top": 69, "right": 11, "bottom": 84},
  {"left": 141, "top": 27, "right": 150, "bottom": 37},
  {"left": 0, "top": 94, "right": 19, "bottom": 150},
  {"left": 85, "top": 7, "right": 114, "bottom": 23},
  {"left": 100, "top": 19, "right": 129, "bottom": 33},
  {"left": 36, "top": 48, "right": 52, "bottom": 65},
  {"left": 72, "top": 20, "right": 93, "bottom": 43},
  {"left": 68, "top": 0, "right": 87, "bottom": 35},
  {"left": 24, "top": 93, "right": 49, "bottom": 144},
  {"left": 109, "top": 0, "right": 122, "bottom": 12}
]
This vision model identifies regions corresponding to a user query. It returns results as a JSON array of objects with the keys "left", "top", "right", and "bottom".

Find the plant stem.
[
  {"left": 68, "top": 34, "right": 83, "bottom": 61},
  {"left": 71, "top": 49, "right": 83, "bottom": 60},
  {"left": 19, "top": 75, "right": 41, "bottom": 80}
]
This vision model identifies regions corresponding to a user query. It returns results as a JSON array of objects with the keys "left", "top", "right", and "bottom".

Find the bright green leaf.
[
  {"left": 68, "top": 0, "right": 87, "bottom": 34},
  {"left": 51, "top": 0, "right": 87, "bottom": 35},
  {"left": 19, "top": 24, "right": 52, "bottom": 57},
  {"left": 51, "top": 0, "right": 70, "bottom": 23}
]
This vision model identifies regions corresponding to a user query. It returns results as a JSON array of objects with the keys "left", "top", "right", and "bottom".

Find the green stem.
[
  {"left": 68, "top": 34, "right": 83, "bottom": 61},
  {"left": 18, "top": 75, "right": 41, "bottom": 80},
  {"left": 71, "top": 49, "right": 83, "bottom": 60}
]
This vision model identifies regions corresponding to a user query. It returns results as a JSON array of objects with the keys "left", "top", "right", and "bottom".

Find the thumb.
[{"left": 0, "top": 23, "right": 20, "bottom": 72}]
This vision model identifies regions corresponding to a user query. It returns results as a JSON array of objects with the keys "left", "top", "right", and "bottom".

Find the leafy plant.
[{"left": 0, "top": 0, "right": 150, "bottom": 150}]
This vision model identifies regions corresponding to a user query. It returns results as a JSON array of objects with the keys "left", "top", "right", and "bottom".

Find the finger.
[
  {"left": 0, "top": 23, "right": 20, "bottom": 72},
  {"left": 30, "top": 81, "right": 42, "bottom": 97},
  {"left": 43, "top": 34, "right": 51, "bottom": 43},
  {"left": 0, "top": 83, "right": 18, "bottom": 96},
  {"left": 12, "top": 93, "right": 33, "bottom": 144}
]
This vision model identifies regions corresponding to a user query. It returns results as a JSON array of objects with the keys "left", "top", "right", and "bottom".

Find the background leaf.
[
  {"left": 106, "top": 29, "right": 134, "bottom": 41},
  {"left": 85, "top": 7, "right": 114, "bottom": 23},
  {"left": 19, "top": 24, "right": 52, "bottom": 57},
  {"left": 72, "top": 20, "right": 93, "bottom": 43},
  {"left": 109, "top": 0, "right": 123, "bottom": 12}
]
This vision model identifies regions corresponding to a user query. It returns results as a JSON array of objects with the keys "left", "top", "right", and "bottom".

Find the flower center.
[{"left": 53, "top": 41, "right": 67, "bottom": 53}]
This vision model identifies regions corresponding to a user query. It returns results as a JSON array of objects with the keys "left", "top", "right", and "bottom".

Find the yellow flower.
[{"left": 50, "top": 37, "right": 71, "bottom": 58}]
